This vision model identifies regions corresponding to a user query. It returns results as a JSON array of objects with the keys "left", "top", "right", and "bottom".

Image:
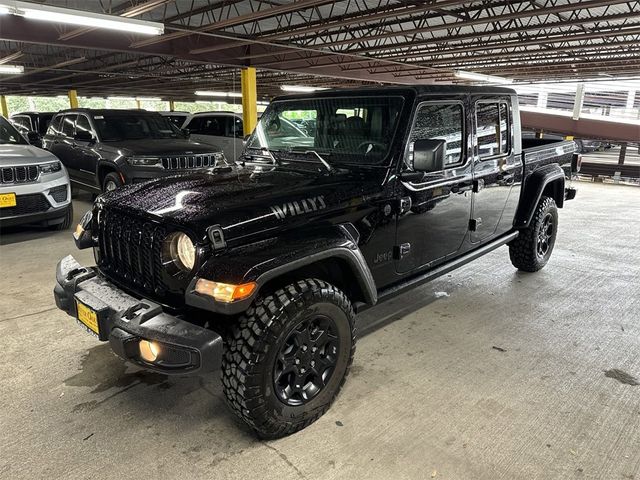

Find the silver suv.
[{"left": 0, "top": 116, "right": 72, "bottom": 230}]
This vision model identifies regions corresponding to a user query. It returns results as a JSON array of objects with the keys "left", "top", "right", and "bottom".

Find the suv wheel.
[
  {"left": 102, "top": 172, "right": 123, "bottom": 192},
  {"left": 509, "top": 196, "right": 558, "bottom": 272},
  {"left": 222, "top": 278, "right": 356, "bottom": 439}
]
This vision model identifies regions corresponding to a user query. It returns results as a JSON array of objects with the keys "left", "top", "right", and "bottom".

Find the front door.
[
  {"left": 73, "top": 114, "right": 101, "bottom": 188},
  {"left": 470, "top": 98, "right": 520, "bottom": 243},
  {"left": 395, "top": 99, "right": 473, "bottom": 274}
]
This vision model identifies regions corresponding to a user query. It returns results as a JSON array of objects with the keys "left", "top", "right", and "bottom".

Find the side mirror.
[
  {"left": 412, "top": 139, "right": 446, "bottom": 173},
  {"left": 74, "top": 130, "right": 94, "bottom": 142},
  {"left": 26, "top": 131, "right": 42, "bottom": 147},
  {"left": 181, "top": 128, "right": 191, "bottom": 137}
]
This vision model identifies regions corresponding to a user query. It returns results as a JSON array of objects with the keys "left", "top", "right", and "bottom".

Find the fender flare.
[
  {"left": 186, "top": 224, "right": 377, "bottom": 315},
  {"left": 514, "top": 164, "right": 565, "bottom": 228}
]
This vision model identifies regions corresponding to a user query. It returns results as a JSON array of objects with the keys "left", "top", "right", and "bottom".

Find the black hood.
[
  {"left": 99, "top": 164, "right": 387, "bottom": 244},
  {"left": 101, "top": 138, "right": 222, "bottom": 156}
]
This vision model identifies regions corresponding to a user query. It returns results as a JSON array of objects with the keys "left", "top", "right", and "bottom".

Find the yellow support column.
[
  {"left": 0, "top": 95, "right": 8, "bottom": 118},
  {"left": 68, "top": 89, "right": 79, "bottom": 108},
  {"left": 169, "top": 100, "right": 175, "bottom": 112},
  {"left": 241, "top": 67, "right": 257, "bottom": 136},
  {"left": 136, "top": 99, "right": 141, "bottom": 109}
]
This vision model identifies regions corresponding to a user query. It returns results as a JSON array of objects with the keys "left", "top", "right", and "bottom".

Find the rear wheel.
[
  {"left": 102, "top": 172, "right": 123, "bottom": 192},
  {"left": 509, "top": 196, "right": 558, "bottom": 272},
  {"left": 222, "top": 279, "right": 356, "bottom": 439}
]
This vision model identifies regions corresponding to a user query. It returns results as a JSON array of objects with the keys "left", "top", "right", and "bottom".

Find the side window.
[
  {"left": 12, "top": 116, "right": 32, "bottom": 132},
  {"left": 476, "top": 101, "right": 510, "bottom": 158},
  {"left": 61, "top": 115, "right": 77, "bottom": 137},
  {"left": 227, "top": 116, "right": 243, "bottom": 138},
  {"left": 200, "top": 116, "right": 225, "bottom": 136},
  {"left": 47, "top": 115, "right": 63, "bottom": 136},
  {"left": 408, "top": 103, "right": 464, "bottom": 166},
  {"left": 76, "top": 115, "right": 93, "bottom": 135},
  {"left": 184, "top": 117, "right": 204, "bottom": 133}
]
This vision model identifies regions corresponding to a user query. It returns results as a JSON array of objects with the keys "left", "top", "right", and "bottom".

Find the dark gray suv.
[{"left": 42, "top": 109, "right": 227, "bottom": 193}]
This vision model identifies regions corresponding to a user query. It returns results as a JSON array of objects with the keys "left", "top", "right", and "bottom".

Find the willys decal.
[{"left": 271, "top": 195, "right": 326, "bottom": 220}]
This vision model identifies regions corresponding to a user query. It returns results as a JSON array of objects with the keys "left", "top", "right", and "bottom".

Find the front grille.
[
  {"left": 97, "top": 207, "right": 167, "bottom": 298},
  {"left": 0, "top": 193, "right": 51, "bottom": 218},
  {"left": 161, "top": 154, "right": 217, "bottom": 170},
  {"left": 49, "top": 185, "right": 68, "bottom": 203},
  {"left": 1, "top": 165, "right": 39, "bottom": 184}
]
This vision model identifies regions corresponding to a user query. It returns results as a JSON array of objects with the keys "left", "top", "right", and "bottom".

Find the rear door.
[
  {"left": 395, "top": 99, "right": 473, "bottom": 274},
  {"left": 470, "top": 98, "right": 520, "bottom": 243}
]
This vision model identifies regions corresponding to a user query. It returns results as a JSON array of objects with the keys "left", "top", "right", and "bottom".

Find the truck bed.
[{"left": 522, "top": 138, "right": 576, "bottom": 175}]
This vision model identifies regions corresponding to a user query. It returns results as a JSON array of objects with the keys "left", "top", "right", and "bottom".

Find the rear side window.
[
  {"left": 61, "top": 115, "right": 77, "bottom": 137},
  {"left": 476, "top": 101, "right": 510, "bottom": 158},
  {"left": 408, "top": 102, "right": 464, "bottom": 166}
]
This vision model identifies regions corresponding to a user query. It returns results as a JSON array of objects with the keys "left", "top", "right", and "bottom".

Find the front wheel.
[
  {"left": 102, "top": 172, "right": 123, "bottom": 192},
  {"left": 222, "top": 279, "right": 356, "bottom": 439},
  {"left": 509, "top": 196, "right": 558, "bottom": 272}
]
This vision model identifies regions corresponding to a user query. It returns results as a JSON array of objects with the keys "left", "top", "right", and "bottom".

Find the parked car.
[
  {"left": 159, "top": 111, "right": 190, "bottom": 128},
  {"left": 55, "top": 86, "right": 578, "bottom": 438},
  {"left": 42, "top": 109, "right": 227, "bottom": 193},
  {"left": 0, "top": 116, "right": 72, "bottom": 230},
  {"left": 180, "top": 111, "right": 245, "bottom": 161},
  {"left": 10, "top": 111, "right": 56, "bottom": 148}
]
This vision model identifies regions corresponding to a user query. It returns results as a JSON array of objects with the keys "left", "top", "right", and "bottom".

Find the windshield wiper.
[
  {"left": 243, "top": 146, "right": 281, "bottom": 166},
  {"left": 282, "top": 148, "right": 333, "bottom": 172}
]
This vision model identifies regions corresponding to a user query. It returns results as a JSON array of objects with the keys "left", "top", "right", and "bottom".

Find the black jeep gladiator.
[{"left": 54, "top": 86, "right": 578, "bottom": 438}]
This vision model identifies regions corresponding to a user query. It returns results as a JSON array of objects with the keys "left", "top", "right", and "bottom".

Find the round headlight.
[{"left": 163, "top": 232, "right": 196, "bottom": 272}]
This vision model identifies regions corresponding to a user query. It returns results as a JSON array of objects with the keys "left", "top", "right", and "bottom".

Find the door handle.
[{"left": 497, "top": 172, "right": 514, "bottom": 182}]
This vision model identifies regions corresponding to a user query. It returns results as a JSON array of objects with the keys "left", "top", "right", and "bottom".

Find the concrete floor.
[{"left": 1, "top": 181, "right": 639, "bottom": 480}]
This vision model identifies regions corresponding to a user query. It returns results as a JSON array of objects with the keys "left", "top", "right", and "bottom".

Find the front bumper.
[{"left": 53, "top": 255, "right": 223, "bottom": 374}]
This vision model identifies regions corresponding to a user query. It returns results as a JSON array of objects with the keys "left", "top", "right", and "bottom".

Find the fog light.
[
  {"left": 139, "top": 339, "right": 160, "bottom": 362},
  {"left": 195, "top": 279, "right": 257, "bottom": 303}
]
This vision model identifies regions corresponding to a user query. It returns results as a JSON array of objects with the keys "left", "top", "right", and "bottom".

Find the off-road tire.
[
  {"left": 509, "top": 196, "right": 558, "bottom": 272},
  {"left": 102, "top": 172, "right": 123, "bottom": 192},
  {"left": 222, "top": 278, "right": 356, "bottom": 439},
  {"left": 50, "top": 204, "right": 73, "bottom": 231}
]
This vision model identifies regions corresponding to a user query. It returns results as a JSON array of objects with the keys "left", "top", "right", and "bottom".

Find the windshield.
[
  {"left": 247, "top": 96, "right": 404, "bottom": 165},
  {"left": 0, "top": 117, "right": 26, "bottom": 145},
  {"left": 93, "top": 113, "right": 185, "bottom": 141}
]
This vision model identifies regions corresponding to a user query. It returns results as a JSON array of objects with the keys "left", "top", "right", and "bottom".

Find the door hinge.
[
  {"left": 468, "top": 218, "right": 482, "bottom": 231},
  {"left": 393, "top": 243, "right": 411, "bottom": 259}
]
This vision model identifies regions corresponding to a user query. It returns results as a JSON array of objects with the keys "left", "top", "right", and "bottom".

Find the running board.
[{"left": 357, "top": 231, "right": 519, "bottom": 312}]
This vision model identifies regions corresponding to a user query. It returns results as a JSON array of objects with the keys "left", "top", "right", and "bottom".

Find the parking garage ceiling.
[{"left": 0, "top": 0, "right": 639, "bottom": 100}]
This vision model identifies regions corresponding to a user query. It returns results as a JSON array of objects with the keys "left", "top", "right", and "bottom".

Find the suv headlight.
[
  {"left": 127, "top": 156, "right": 162, "bottom": 167},
  {"left": 162, "top": 232, "right": 196, "bottom": 272},
  {"left": 40, "top": 161, "right": 62, "bottom": 174}
]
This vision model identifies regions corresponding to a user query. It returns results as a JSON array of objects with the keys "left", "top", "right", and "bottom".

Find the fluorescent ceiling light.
[
  {"left": 281, "top": 85, "right": 328, "bottom": 93},
  {"left": 454, "top": 70, "right": 513, "bottom": 85},
  {"left": 0, "top": 64, "right": 24, "bottom": 74},
  {"left": 195, "top": 90, "right": 242, "bottom": 98},
  {"left": 0, "top": 0, "right": 164, "bottom": 35}
]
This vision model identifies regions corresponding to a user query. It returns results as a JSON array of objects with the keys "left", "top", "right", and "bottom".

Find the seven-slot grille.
[
  {"left": 0, "top": 193, "right": 50, "bottom": 218},
  {"left": 97, "top": 208, "right": 167, "bottom": 297},
  {"left": 1, "top": 165, "right": 39, "bottom": 184},
  {"left": 161, "top": 154, "right": 217, "bottom": 170}
]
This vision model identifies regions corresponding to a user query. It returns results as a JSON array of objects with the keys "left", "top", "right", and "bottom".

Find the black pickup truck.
[{"left": 54, "top": 86, "right": 578, "bottom": 438}]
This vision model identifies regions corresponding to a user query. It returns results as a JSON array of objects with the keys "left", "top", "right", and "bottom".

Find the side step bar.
[{"left": 357, "top": 231, "right": 519, "bottom": 312}]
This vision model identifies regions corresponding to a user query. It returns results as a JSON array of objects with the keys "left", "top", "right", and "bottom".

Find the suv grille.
[
  {"left": 97, "top": 208, "right": 167, "bottom": 297},
  {"left": 1, "top": 165, "right": 39, "bottom": 184},
  {"left": 161, "top": 154, "right": 217, "bottom": 170},
  {"left": 0, "top": 193, "right": 51, "bottom": 218}
]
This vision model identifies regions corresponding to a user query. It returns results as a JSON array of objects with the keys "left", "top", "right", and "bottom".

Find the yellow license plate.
[
  {"left": 0, "top": 193, "right": 16, "bottom": 208},
  {"left": 76, "top": 300, "right": 99, "bottom": 335}
]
